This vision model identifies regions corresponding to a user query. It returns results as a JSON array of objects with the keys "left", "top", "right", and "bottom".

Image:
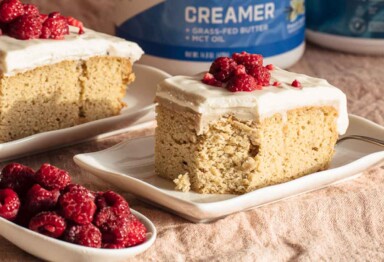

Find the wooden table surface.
[{"left": 1, "top": 43, "right": 384, "bottom": 261}]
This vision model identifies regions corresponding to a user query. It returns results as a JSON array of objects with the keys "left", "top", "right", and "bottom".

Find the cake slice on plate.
[
  {"left": 155, "top": 52, "right": 348, "bottom": 194},
  {"left": 0, "top": 0, "right": 143, "bottom": 142}
]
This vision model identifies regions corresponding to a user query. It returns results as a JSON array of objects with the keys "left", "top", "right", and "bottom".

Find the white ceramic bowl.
[{"left": 0, "top": 209, "right": 156, "bottom": 262}]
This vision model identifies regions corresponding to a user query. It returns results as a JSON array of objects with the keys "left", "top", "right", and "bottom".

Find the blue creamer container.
[
  {"left": 306, "top": 0, "right": 384, "bottom": 54},
  {"left": 113, "top": 0, "right": 306, "bottom": 75}
]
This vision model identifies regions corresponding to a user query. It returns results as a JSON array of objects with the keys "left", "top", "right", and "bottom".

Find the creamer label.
[{"left": 115, "top": 0, "right": 305, "bottom": 61}]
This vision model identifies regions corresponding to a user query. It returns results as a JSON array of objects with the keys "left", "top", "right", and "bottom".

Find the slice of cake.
[
  {"left": 0, "top": 1, "right": 143, "bottom": 142},
  {"left": 155, "top": 53, "right": 348, "bottom": 194}
]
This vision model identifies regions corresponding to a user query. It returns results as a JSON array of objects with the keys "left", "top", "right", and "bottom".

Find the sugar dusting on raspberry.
[
  {"left": 0, "top": 0, "right": 84, "bottom": 40},
  {"left": 202, "top": 52, "right": 272, "bottom": 92}
]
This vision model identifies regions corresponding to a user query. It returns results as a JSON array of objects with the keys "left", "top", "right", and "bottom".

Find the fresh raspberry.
[
  {"left": 64, "top": 223, "right": 102, "bottom": 248},
  {"left": 231, "top": 52, "right": 246, "bottom": 63},
  {"left": 8, "top": 14, "right": 42, "bottom": 40},
  {"left": 93, "top": 206, "right": 121, "bottom": 228},
  {"left": 125, "top": 214, "right": 147, "bottom": 247},
  {"left": 59, "top": 186, "right": 96, "bottom": 224},
  {"left": 241, "top": 54, "right": 263, "bottom": 69},
  {"left": 202, "top": 72, "right": 223, "bottom": 87},
  {"left": 62, "top": 184, "right": 97, "bottom": 200},
  {"left": 34, "top": 163, "right": 71, "bottom": 190},
  {"left": 0, "top": 20, "right": 7, "bottom": 32},
  {"left": 95, "top": 191, "right": 130, "bottom": 216},
  {"left": 265, "top": 64, "right": 274, "bottom": 70},
  {"left": 25, "top": 184, "right": 60, "bottom": 214},
  {"left": 23, "top": 4, "right": 39, "bottom": 16},
  {"left": 233, "top": 64, "right": 247, "bottom": 76},
  {"left": 272, "top": 81, "right": 281, "bottom": 87},
  {"left": 62, "top": 184, "right": 90, "bottom": 194},
  {"left": 248, "top": 65, "right": 271, "bottom": 86},
  {"left": 40, "top": 12, "right": 69, "bottom": 39},
  {"left": 95, "top": 210, "right": 146, "bottom": 248},
  {"left": 29, "top": 211, "right": 66, "bottom": 238},
  {"left": 232, "top": 52, "right": 263, "bottom": 69},
  {"left": 103, "top": 241, "right": 126, "bottom": 249},
  {"left": 39, "top": 13, "right": 47, "bottom": 23},
  {"left": 208, "top": 57, "right": 237, "bottom": 82},
  {"left": 291, "top": 79, "right": 302, "bottom": 88},
  {"left": 0, "top": 163, "right": 35, "bottom": 196},
  {"left": 0, "top": 0, "right": 24, "bottom": 23},
  {"left": 48, "top": 12, "right": 61, "bottom": 19},
  {"left": 227, "top": 74, "right": 259, "bottom": 92},
  {"left": 93, "top": 206, "right": 130, "bottom": 248},
  {"left": 67, "top": 16, "right": 84, "bottom": 34},
  {"left": 14, "top": 206, "right": 34, "bottom": 227},
  {"left": 98, "top": 216, "right": 131, "bottom": 248},
  {"left": 0, "top": 188, "right": 20, "bottom": 220}
]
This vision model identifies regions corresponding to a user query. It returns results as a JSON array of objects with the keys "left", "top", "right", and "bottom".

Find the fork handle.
[{"left": 337, "top": 135, "right": 384, "bottom": 147}]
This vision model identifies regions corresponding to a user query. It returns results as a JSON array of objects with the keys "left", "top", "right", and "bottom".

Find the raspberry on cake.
[
  {"left": 155, "top": 52, "right": 349, "bottom": 194},
  {"left": 0, "top": 1, "right": 143, "bottom": 142}
]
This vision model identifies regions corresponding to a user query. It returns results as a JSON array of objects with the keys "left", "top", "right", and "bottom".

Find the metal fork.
[{"left": 337, "top": 135, "right": 384, "bottom": 147}]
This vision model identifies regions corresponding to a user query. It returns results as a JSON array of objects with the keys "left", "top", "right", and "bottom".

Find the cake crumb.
[
  {"left": 173, "top": 173, "right": 191, "bottom": 192},
  {"left": 242, "top": 157, "right": 257, "bottom": 171}
]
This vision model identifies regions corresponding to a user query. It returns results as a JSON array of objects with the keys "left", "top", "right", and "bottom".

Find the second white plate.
[
  {"left": 0, "top": 64, "right": 170, "bottom": 161},
  {"left": 74, "top": 115, "right": 384, "bottom": 223}
]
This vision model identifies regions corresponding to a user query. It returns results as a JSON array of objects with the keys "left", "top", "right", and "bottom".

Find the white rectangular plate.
[
  {"left": 0, "top": 64, "right": 170, "bottom": 161},
  {"left": 74, "top": 115, "right": 384, "bottom": 223}
]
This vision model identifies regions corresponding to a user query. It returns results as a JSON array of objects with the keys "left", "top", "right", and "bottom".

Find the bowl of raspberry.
[{"left": 0, "top": 163, "right": 156, "bottom": 261}]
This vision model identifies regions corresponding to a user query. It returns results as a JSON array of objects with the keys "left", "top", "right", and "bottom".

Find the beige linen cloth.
[{"left": 3, "top": 1, "right": 384, "bottom": 261}]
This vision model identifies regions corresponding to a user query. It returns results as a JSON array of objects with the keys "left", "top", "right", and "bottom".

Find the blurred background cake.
[{"left": 0, "top": 0, "right": 143, "bottom": 142}]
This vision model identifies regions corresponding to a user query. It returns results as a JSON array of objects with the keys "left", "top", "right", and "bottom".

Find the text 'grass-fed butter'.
[{"left": 185, "top": 3, "right": 275, "bottom": 24}]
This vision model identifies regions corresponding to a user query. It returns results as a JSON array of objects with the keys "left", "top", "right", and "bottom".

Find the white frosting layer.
[
  {"left": 0, "top": 26, "right": 144, "bottom": 75},
  {"left": 156, "top": 67, "right": 349, "bottom": 135}
]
